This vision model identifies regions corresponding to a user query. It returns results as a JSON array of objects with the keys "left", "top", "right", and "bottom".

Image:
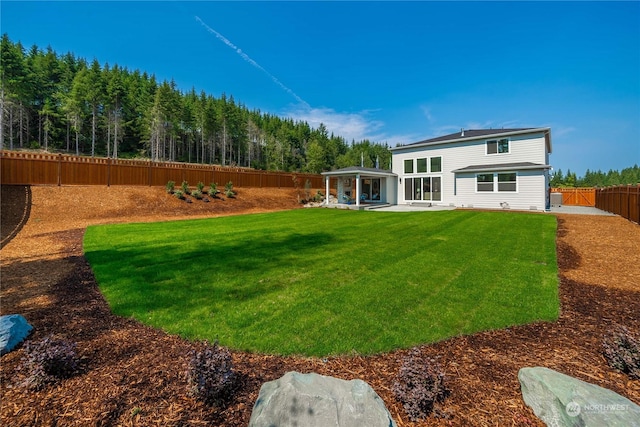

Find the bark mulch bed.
[{"left": 1, "top": 184, "right": 639, "bottom": 426}]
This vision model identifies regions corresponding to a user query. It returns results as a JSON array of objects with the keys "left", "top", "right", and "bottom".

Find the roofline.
[
  {"left": 390, "top": 127, "right": 552, "bottom": 152},
  {"left": 452, "top": 163, "right": 552, "bottom": 173}
]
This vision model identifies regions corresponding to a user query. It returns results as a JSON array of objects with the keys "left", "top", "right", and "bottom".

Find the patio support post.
[
  {"left": 325, "top": 176, "right": 330, "bottom": 206},
  {"left": 356, "top": 173, "right": 361, "bottom": 207}
]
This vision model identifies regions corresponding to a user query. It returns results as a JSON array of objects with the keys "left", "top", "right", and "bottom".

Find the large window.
[
  {"left": 486, "top": 138, "right": 509, "bottom": 155},
  {"left": 476, "top": 172, "right": 517, "bottom": 192},
  {"left": 404, "top": 159, "right": 413, "bottom": 174}
]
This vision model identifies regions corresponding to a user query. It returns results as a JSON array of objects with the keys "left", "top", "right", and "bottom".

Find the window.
[
  {"left": 430, "top": 156, "right": 442, "bottom": 173},
  {"left": 477, "top": 174, "right": 494, "bottom": 192},
  {"left": 487, "top": 138, "right": 509, "bottom": 155},
  {"left": 417, "top": 158, "right": 427, "bottom": 173},
  {"left": 404, "top": 159, "right": 413, "bottom": 174},
  {"left": 497, "top": 172, "right": 517, "bottom": 192},
  {"left": 476, "top": 172, "right": 518, "bottom": 192}
]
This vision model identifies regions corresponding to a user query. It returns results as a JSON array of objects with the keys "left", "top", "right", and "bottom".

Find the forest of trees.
[
  {"left": 550, "top": 165, "right": 640, "bottom": 187},
  {"left": 0, "top": 34, "right": 391, "bottom": 173}
]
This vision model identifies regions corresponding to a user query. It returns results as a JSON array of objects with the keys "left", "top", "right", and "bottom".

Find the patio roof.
[{"left": 321, "top": 166, "right": 397, "bottom": 178}]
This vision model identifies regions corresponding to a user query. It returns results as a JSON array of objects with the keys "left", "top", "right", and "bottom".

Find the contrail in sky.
[{"left": 195, "top": 15, "right": 310, "bottom": 108}]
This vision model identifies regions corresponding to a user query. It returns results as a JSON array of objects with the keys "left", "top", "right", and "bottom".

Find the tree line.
[
  {"left": 550, "top": 165, "right": 640, "bottom": 188},
  {"left": 0, "top": 34, "right": 391, "bottom": 173}
]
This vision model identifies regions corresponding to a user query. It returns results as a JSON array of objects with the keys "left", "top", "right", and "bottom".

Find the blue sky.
[{"left": 2, "top": 1, "right": 639, "bottom": 175}]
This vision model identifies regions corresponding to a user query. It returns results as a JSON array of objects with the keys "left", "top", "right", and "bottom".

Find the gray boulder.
[
  {"left": 0, "top": 314, "right": 33, "bottom": 355},
  {"left": 249, "top": 371, "right": 396, "bottom": 427},
  {"left": 519, "top": 366, "right": 640, "bottom": 427}
]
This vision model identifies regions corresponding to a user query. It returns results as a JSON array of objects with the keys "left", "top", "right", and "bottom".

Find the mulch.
[{"left": 1, "top": 184, "right": 639, "bottom": 426}]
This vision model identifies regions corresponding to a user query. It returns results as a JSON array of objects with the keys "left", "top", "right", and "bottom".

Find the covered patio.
[{"left": 321, "top": 166, "right": 397, "bottom": 209}]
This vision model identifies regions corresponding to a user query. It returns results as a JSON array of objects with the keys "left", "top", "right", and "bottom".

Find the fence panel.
[
  {"left": 596, "top": 185, "right": 640, "bottom": 224},
  {"left": 60, "top": 156, "right": 108, "bottom": 185},
  {"left": 0, "top": 152, "right": 59, "bottom": 185},
  {"left": 550, "top": 187, "right": 596, "bottom": 206},
  {"left": 110, "top": 159, "right": 150, "bottom": 186},
  {"left": 1, "top": 150, "right": 325, "bottom": 190}
]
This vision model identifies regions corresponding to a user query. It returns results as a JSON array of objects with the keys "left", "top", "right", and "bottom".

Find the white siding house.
[{"left": 390, "top": 128, "right": 552, "bottom": 211}]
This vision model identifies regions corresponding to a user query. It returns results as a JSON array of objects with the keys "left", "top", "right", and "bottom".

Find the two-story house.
[
  {"left": 391, "top": 128, "right": 552, "bottom": 210},
  {"left": 322, "top": 128, "right": 552, "bottom": 211}
]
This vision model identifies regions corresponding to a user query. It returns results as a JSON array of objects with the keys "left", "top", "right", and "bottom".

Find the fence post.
[{"left": 57, "top": 153, "right": 62, "bottom": 186}]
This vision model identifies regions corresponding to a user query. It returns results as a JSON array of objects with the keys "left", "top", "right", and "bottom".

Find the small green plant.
[
  {"left": 393, "top": 349, "right": 449, "bottom": 421},
  {"left": 174, "top": 190, "right": 185, "bottom": 200},
  {"left": 209, "top": 182, "right": 220, "bottom": 197},
  {"left": 602, "top": 325, "right": 640, "bottom": 379},
  {"left": 166, "top": 180, "right": 175, "bottom": 194},
  {"left": 20, "top": 335, "right": 80, "bottom": 390},
  {"left": 186, "top": 341, "right": 238, "bottom": 406},
  {"left": 192, "top": 189, "right": 203, "bottom": 200},
  {"left": 224, "top": 181, "right": 235, "bottom": 198},
  {"left": 130, "top": 406, "right": 142, "bottom": 417},
  {"left": 197, "top": 181, "right": 205, "bottom": 192},
  {"left": 314, "top": 190, "right": 324, "bottom": 203},
  {"left": 181, "top": 180, "right": 190, "bottom": 195}
]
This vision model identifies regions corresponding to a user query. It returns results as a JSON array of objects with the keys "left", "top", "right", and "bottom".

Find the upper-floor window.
[
  {"left": 404, "top": 159, "right": 413, "bottom": 174},
  {"left": 417, "top": 158, "right": 427, "bottom": 173},
  {"left": 487, "top": 138, "right": 509, "bottom": 155},
  {"left": 430, "top": 156, "right": 442, "bottom": 173}
]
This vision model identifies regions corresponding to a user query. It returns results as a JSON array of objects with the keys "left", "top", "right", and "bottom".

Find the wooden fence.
[
  {"left": 596, "top": 185, "right": 640, "bottom": 224},
  {"left": 550, "top": 187, "right": 596, "bottom": 206},
  {"left": 0, "top": 151, "right": 324, "bottom": 189}
]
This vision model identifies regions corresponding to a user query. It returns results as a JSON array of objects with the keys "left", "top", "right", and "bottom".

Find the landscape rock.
[
  {"left": 248, "top": 371, "right": 396, "bottom": 427},
  {"left": 0, "top": 314, "right": 33, "bottom": 355},
  {"left": 519, "top": 366, "right": 640, "bottom": 427}
]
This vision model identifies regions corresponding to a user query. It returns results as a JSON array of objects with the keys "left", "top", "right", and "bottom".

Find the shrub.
[
  {"left": 166, "top": 180, "right": 175, "bottom": 194},
  {"left": 209, "top": 182, "right": 220, "bottom": 197},
  {"left": 197, "top": 181, "right": 205, "bottom": 192},
  {"left": 186, "top": 341, "right": 238, "bottom": 406},
  {"left": 174, "top": 190, "right": 185, "bottom": 200},
  {"left": 393, "top": 349, "right": 449, "bottom": 421},
  {"left": 314, "top": 190, "right": 324, "bottom": 203},
  {"left": 224, "top": 181, "right": 235, "bottom": 198},
  {"left": 192, "top": 189, "right": 203, "bottom": 200},
  {"left": 181, "top": 180, "right": 190, "bottom": 194},
  {"left": 20, "top": 335, "right": 80, "bottom": 390},
  {"left": 602, "top": 325, "right": 640, "bottom": 379}
]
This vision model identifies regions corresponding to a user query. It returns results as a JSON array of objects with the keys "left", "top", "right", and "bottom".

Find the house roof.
[
  {"left": 390, "top": 127, "right": 552, "bottom": 152},
  {"left": 452, "top": 162, "right": 552, "bottom": 173},
  {"left": 321, "top": 166, "right": 397, "bottom": 177}
]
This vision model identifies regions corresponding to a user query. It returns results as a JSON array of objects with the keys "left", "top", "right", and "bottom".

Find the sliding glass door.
[{"left": 404, "top": 176, "right": 441, "bottom": 202}]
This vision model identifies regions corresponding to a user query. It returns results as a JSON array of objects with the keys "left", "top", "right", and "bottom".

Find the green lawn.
[{"left": 83, "top": 209, "right": 558, "bottom": 356}]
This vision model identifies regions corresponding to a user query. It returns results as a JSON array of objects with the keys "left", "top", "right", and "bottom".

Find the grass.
[{"left": 83, "top": 209, "right": 559, "bottom": 357}]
